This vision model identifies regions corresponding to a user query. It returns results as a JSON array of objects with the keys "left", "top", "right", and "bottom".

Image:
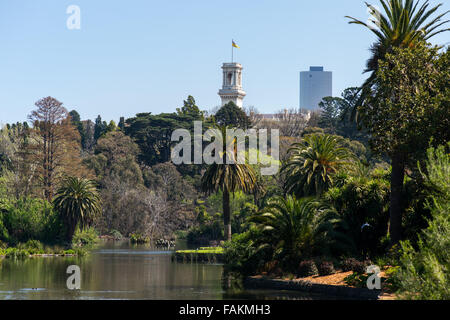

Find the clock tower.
[{"left": 218, "top": 62, "right": 246, "bottom": 108}]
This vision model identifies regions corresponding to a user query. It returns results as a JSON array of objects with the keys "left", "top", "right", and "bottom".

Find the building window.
[{"left": 227, "top": 72, "right": 233, "bottom": 85}]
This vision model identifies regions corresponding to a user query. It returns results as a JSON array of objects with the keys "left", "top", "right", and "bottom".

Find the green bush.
[
  {"left": 186, "top": 220, "right": 223, "bottom": 245},
  {"left": 323, "top": 168, "right": 391, "bottom": 257},
  {"left": 174, "top": 230, "right": 188, "bottom": 240},
  {"left": 344, "top": 272, "right": 369, "bottom": 288},
  {"left": 109, "top": 229, "right": 123, "bottom": 240},
  {"left": 16, "top": 240, "right": 44, "bottom": 254},
  {"left": 72, "top": 227, "right": 98, "bottom": 247},
  {"left": 223, "top": 228, "right": 270, "bottom": 277},
  {"left": 63, "top": 249, "right": 76, "bottom": 255},
  {"left": 0, "top": 198, "right": 63, "bottom": 245},
  {"left": 5, "top": 248, "right": 29, "bottom": 259},
  {"left": 129, "top": 233, "right": 150, "bottom": 244}
]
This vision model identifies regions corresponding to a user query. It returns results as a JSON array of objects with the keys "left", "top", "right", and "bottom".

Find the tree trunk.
[
  {"left": 66, "top": 219, "right": 78, "bottom": 245},
  {"left": 223, "top": 188, "right": 231, "bottom": 241},
  {"left": 389, "top": 153, "right": 405, "bottom": 245}
]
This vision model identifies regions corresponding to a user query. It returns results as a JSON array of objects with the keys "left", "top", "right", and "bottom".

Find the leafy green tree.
[
  {"left": 201, "top": 126, "right": 257, "bottom": 241},
  {"left": 177, "top": 95, "right": 204, "bottom": 119},
  {"left": 0, "top": 197, "right": 62, "bottom": 244},
  {"left": 318, "top": 88, "right": 369, "bottom": 144},
  {"left": 360, "top": 43, "right": 449, "bottom": 244},
  {"left": 318, "top": 96, "right": 343, "bottom": 134},
  {"left": 283, "top": 134, "right": 355, "bottom": 197},
  {"left": 69, "top": 110, "right": 91, "bottom": 150},
  {"left": 393, "top": 143, "right": 449, "bottom": 299},
  {"left": 118, "top": 117, "right": 125, "bottom": 131},
  {"left": 94, "top": 115, "right": 107, "bottom": 141},
  {"left": 215, "top": 102, "right": 251, "bottom": 129},
  {"left": 346, "top": 0, "right": 450, "bottom": 118},
  {"left": 85, "top": 131, "right": 143, "bottom": 187},
  {"left": 126, "top": 97, "right": 206, "bottom": 166},
  {"left": 53, "top": 177, "right": 101, "bottom": 242},
  {"left": 324, "top": 168, "right": 391, "bottom": 257}
]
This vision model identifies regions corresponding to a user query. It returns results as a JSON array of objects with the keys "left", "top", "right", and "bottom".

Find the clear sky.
[{"left": 0, "top": 0, "right": 448, "bottom": 124}]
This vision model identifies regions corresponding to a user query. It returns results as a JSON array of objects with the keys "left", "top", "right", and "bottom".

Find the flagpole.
[{"left": 231, "top": 40, "right": 233, "bottom": 63}]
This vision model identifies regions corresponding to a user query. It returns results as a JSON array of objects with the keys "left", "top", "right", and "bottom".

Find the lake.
[{"left": 0, "top": 240, "right": 333, "bottom": 300}]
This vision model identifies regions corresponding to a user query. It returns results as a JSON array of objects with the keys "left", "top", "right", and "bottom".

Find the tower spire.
[{"left": 218, "top": 62, "right": 246, "bottom": 108}]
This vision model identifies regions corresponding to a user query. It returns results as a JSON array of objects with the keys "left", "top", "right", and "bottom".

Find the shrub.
[
  {"left": 186, "top": 221, "right": 223, "bottom": 245},
  {"left": 223, "top": 228, "right": 270, "bottom": 277},
  {"left": 18, "top": 239, "right": 44, "bottom": 254},
  {"left": 261, "top": 260, "right": 280, "bottom": 275},
  {"left": 323, "top": 168, "right": 391, "bottom": 257},
  {"left": 109, "top": 229, "right": 123, "bottom": 240},
  {"left": 317, "top": 261, "right": 336, "bottom": 276},
  {"left": 129, "top": 233, "right": 150, "bottom": 244},
  {"left": 73, "top": 247, "right": 88, "bottom": 257},
  {"left": 344, "top": 272, "right": 369, "bottom": 288},
  {"left": 63, "top": 249, "right": 76, "bottom": 255},
  {"left": 72, "top": 227, "right": 98, "bottom": 247},
  {"left": 298, "top": 260, "right": 318, "bottom": 277},
  {"left": 174, "top": 230, "right": 188, "bottom": 240},
  {"left": 341, "top": 258, "right": 366, "bottom": 274},
  {"left": 0, "top": 198, "right": 63, "bottom": 244},
  {"left": 24, "top": 239, "right": 44, "bottom": 251},
  {"left": 5, "top": 248, "right": 29, "bottom": 259}
]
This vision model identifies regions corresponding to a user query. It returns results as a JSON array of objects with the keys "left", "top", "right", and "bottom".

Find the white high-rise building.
[
  {"left": 299, "top": 66, "right": 332, "bottom": 110},
  {"left": 218, "top": 62, "right": 246, "bottom": 108}
]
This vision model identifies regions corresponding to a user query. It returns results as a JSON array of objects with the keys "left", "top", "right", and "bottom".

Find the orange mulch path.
[
  {"left": 283, "top": 271, "right": 354, "bottom": 286},
  {"left": 277, "top": 270, "right": 397, "bottom": 300}
]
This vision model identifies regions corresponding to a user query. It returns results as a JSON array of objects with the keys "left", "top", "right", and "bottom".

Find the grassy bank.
[{"left": 172, "top": 247, "right": 224, "bottom": 263}]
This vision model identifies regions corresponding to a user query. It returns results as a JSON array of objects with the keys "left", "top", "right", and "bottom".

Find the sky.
[{"left": 0, "top": 0, "right": 448, "bottom": 124}]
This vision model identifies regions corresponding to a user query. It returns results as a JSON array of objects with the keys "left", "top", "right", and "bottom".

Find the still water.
[{"left": 0, "top": 241, "right": 330, "bottom": 300}]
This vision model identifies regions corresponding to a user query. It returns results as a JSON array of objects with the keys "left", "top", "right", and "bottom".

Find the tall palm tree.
[
  {"left": 347, "top": 0, "right": 449, "bottom": 244},
  {"left": 282, "top": 134, "right": 355, "bottom": 197},
  {"left": 53, "top": 177, "right": 101, "bottom": 243},
  {"left": 346, "top": 0, "right": 449, "bottom": 119},
  {"left": 201, "top": 126, "right": 256, "bottom": 241},
  {"left": 249, "top": 196, "right": 339, "bottom": 268}
]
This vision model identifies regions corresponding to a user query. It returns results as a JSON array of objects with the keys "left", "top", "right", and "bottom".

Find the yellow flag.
[{"left": 232, "top": 40, "right": 240, "bottom": 49}]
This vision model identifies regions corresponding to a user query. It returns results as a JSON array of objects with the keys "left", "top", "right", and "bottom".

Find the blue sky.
[{"left": 0, "top": 0, "right": 448, "bottom": 124}]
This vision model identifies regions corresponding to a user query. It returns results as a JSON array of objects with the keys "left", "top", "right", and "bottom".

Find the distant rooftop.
[{"left": 309, "top": 66, "right": 324, "bottom": 71}]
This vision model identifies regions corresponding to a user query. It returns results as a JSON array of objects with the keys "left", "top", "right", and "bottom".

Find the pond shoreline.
[
  {"left": 244, "top": 275, "right": 382, "bottom": 300},
  {"left": 0, "top": 253, "right": 77, "bottom": 259}
]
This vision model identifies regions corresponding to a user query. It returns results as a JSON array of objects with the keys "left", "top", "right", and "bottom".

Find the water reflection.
[{"left": 0, "top": 241, "right": 337, "bottom": 300}]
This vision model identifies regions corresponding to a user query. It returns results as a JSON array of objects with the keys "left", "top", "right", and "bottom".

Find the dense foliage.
[{"left": 393, "top": 143, "right": 450, "bottom": 299}]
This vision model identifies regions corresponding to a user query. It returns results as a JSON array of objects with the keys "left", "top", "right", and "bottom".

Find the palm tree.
[
  {"left": 249, "top": 196, "right": 339, "bottom": 268},
  {"left": 346, "top": 0, "right": 449, "bottom": 118},
  {"left": 201, "top": 126, "right": 256, "bottom": 241},
  {"left": 53, "top": 177, "right": 101, "bottom": 243},
  {"left": 282, "top": 134, "right": 355, "bottom": 197},
  {"left": 347, "top": 0, "right": 449, "bottom": 244}
]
